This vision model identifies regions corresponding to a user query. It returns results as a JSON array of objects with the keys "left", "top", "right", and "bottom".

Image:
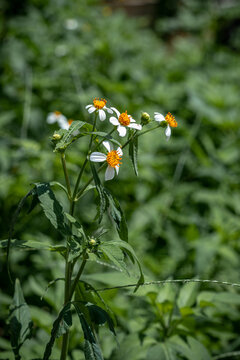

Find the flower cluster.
[{"left": 47, "top": 98, "right": 178, "bottom": 181}]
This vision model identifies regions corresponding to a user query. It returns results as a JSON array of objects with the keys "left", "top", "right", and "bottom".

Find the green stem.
[
  {"left": 69, "top": 252, "right": 87, "bottom": 300},
  {"left": 61, "top": 154, "right": 72, "bottom": 198},
  {"left": 137, "top": 124, "right": 161, "bottom": 137}
]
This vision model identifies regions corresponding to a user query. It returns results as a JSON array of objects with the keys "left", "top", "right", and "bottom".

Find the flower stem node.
[{"left": 141, "top": 112, "right": 151, "bottom": 125}]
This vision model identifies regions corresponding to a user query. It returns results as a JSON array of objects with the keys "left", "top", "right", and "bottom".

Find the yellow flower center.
[
  {"left": 118, "top": 111, "right": 130, "bottom": 126},
  {"left": 68, "top": 119, "right": 73, "bottom": 126},
  {"left": 54, "top": 111, "right": 61, "bottom": 116},
  {"left": 93, "top": 97, "right": 107, "bottom": 109},
  {"left": 165, "top": 112, "right": 177, "bottom": 127},
  {"left": 106, "top": 150, "right": 122, "bottom": 168}
]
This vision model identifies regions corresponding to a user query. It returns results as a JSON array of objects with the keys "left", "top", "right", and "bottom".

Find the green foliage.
[
  {"left": 8, "top": 279, "right": 33, "bottom": 360},
  {"left": 1, "top": 0, "right": 240, "bottom": 359}
]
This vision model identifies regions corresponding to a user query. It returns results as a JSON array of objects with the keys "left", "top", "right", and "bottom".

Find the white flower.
[
  {"left": 90, "top": 141, "right": 123, "bottom": 181},
  {"left": 47, "top": 111, "right": 72, "bottom": 130},
  {"left": 65, "top": 18, "right": 78, "bottom": 30},
  {"left": 85, "top": 98, "right": 113, "bottom": 121},
  {"left": 109, "top": 108, "right": 142, "bottom": 137},
  {"left": 154, "top": 112, "right": 178, "bottom": 140}
]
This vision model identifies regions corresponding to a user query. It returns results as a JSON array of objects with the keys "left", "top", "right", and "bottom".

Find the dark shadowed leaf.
[
  {"left": 43, "top": 303, "right": 72, "bottom": 360},
  {"left": 8, "top": 279, "right": 33, "bottom": 360},
  {"left": 73, "top": 304, "right": 104, "bottom": 360}
]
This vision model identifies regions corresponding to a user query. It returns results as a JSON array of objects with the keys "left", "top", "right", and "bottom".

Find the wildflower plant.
[{"left": 6, "top": 98, "right": 178, "bottom": 360}]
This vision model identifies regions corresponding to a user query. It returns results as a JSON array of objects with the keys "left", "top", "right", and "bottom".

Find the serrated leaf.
[
  {"left": 73, "top": 304, "right": 104, "bottom": 360},
  {"left": 8, "top": 279, "right": 33, "bottom": 359},
  {"left": 34, "top": 182, "right": 70, "bottom": 235},
  {"left": 103, "top": 188, "right": 128, "bottom": 242},
  {"left": 100, "top": 243, "right": 128, "bottom": 275},
  {"left": 43, "top": 303, "right": 72, "bottom": 360},
  {"left": 0, "top": 239, "right": 66, "bottom": 252},
  {"left": 102, "top": 239, "right": 144, "bottom": 292},
  {"left": 54, "top": 120, "right": 87, "bottom": 152},
  {"left": 129, "top": 135, "right": 138, "bottom": 176}
]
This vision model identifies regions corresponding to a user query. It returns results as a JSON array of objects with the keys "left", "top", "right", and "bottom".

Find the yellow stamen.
[
  {"left": 165, "top": 112, "right": 177, "bottom": 127},
  {"left": 106, "top": 150, "right": 122, "bottom": 168},
  {"left": 118, "top": 111, "right": 130, "bottom": 126},
  {"left": 93, "top": 97, "right": 107, "bottom": 109},
  {"left": 54, "top": 111, "right": 61, "bottom": 116},
  {"left": 68, "top": 119, "right": 73, "bottom": 125}
]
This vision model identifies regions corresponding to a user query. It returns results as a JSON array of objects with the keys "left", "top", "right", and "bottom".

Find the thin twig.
[{"left": 94, "top": 279, "right": 240, "bottom": 292}]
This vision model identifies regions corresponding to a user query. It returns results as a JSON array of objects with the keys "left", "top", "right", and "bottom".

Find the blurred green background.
[{"left": 1, "top": 0, "right": 240, "bottom": 359}]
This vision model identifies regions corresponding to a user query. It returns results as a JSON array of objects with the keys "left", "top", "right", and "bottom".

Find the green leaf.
[
  {"left": 101, "top": 239, "right": 144, "bottom": 292},
  {"left": 100, "top": 243, "right": 128, "bottom": 275},
  {"left": 8, "top": 279, "right": 33, "bottom": 360},
  {"left": 8, "top": 189, "right": 35, "bottom": 280},
  {"left": 146, "top": 343, "right": 176, "bottom": 360},
  {"left": 54, "top": 120, "right": 87, "bottom": 152},
  {"left": 43, "top": 303, "right": 72, "bottom": 360},
  {"left": 103, "top": 188, "right": 128, "bottom": 242},
  {"left": 177, "top": 282, "right": 199, "bottom": 308},
  {"left": 49, "top": 181, "right": 69, "bottom": 197},
  {"left": 73, "top": 304, "right": 104, "bottom": 360},
  {"left": 34, "top": 182, "right": 70, "bottom": 235},
  {"left": 129, "top": 135, "right": 138, "bottom": 176},
  {"left": 90, "top": 163, "right": 107, "bottom": 223},
  {"left": 0, "top": 239, "right": 66, "bottom": 252},
  {"left": 86, "top": 303, "right": 116, "bottom": 336}
]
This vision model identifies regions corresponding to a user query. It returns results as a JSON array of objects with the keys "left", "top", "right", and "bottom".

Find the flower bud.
[
  {"left": 159, "top": 120, "right": 167, "bottom": 128},
  {"left": 141, "top": 112, "right": 151, "bottom": 125},
  {"left": 52, "top": 133, "right": 62, "bottom": 140},
  {"left": 89, "top": 238, "right": 96, "bottom": 246}
]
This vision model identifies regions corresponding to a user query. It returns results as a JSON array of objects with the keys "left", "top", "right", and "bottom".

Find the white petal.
[
  {"left": 85, "top": 104, "right": 92, "bottom": 109},
  {"left": 109, "top": 117, "right": 119, "bottom": 126},
  {"left": 47, "top": 113, "right": 57, "bottom": 124},
  {"left": 154, "top": 113, "right": 165, "bottom": 122},
  {"left": 105, "top": 107, "right": 113, "bottom": 114},
  {"left": 90, "top": 152, "right": 106, "bottom": 162},
  {"left": 128, "top": 123, "right": 142, "bottom": 130},
  {"left": 99, "top": 109, "right": 106, "bottom": 121},
  {"left": 115, "top": 165, "right": 119, "bottom": 175},
  {"left": 103, "top": 141, "right": 113, "bottom": 152},
  {"left": 88, "top": 106, "right": 96, "bottom": 114},
  {"left": 165, "top": 125, "right": 171, "bottom": 140},
  {"left": 117, "top": 126, "right": 127, "bottom": 137},
  {"left": 105, "top": 166, "right": 115, "bottom": 181},
  {"left": 130, "top": 117, "right": 136, "bottom": 123},
  {"left": 117, "top": 147, "right": 123, "bottom": 156},
  {"left": 111, "top": 107, "right": 120, "bottom": 118},
  {"left": 58, "top": 118, "right": 70, "bottom": 130}
]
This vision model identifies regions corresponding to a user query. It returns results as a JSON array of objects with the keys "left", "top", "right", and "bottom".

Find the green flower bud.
[
  {"left": 159, "top": 120, "right": 167, "bottom": 128},
  {"left": 89, "top": 238, "right": 96, "bottom": 246},
  {"left": 141, "top": 112, "right": 151, "bottom": 125},
  {"left": 52, "top": 133, "right": 62, "bottom": 141}
]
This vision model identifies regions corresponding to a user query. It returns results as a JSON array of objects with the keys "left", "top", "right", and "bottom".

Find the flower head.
[
  {"left": 85, "top": 98, "right": 113, "bottom": 121},
  {"left": 109, "top": 108, "right": 142, "bottom": 137},
  {"left": 154, "top": 112, "right": 177, "bottom": 140},
  {"left": 47, "top": 111, "right": 72, "bottom": 130},
  {"left": 90, "top": 141, "right": 122, "bottom": 181}
]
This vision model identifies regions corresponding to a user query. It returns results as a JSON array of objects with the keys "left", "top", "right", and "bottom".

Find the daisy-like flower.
[
  {"left": 85, "top": 98, "right": 113, "bottom": 121},
  {"left": 47, "top": 111, "right": 73, "bottom": 130},
  {"left": 154, "top": 112, "right": 178, "bottom": 140},
  {"left": 90, "top": 141, "right": 122, "bottom": 181},
  {"left": 109, "top": 108, "right": 142, "bottom": 137}
]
